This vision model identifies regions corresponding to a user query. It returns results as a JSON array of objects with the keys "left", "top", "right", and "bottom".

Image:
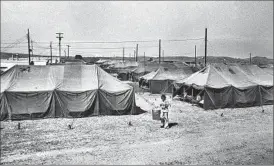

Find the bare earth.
[{"left": 1, "top": 93, "right": 273, "bottom": 165}]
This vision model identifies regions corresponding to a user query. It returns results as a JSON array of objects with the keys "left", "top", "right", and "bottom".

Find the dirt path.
[
  {"left": 1, "top": 93, "right": 273, "bottom": 165},
  {"left": 2, "top": 130, "right": 271, "bottom": 165}
]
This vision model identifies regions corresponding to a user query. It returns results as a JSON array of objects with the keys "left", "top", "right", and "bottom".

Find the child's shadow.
[{"left": 169, "top": 122, "right": 178, "bottom": 128}]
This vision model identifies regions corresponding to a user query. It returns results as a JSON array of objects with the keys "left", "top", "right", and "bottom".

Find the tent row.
[
  {"left": 173, "top": 64, "right": 273, "bottom": 110},
  {"left": 131, "top": 62, "right": 191, "bottom": 82},
  {"left": 139, "top": 66, "right": 195, "bottom": 94},
  {"left": 0, "top": 65, "right": 136, "bottom": 121}
]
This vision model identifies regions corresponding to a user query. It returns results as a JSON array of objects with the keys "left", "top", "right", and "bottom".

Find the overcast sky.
[{"left": 1, "top": 1, "right": 273, "bottom": 58}]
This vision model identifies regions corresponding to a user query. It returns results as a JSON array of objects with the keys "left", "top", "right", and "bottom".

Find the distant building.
[{"left": 59, "top": 58, "right": 87, "bottom": 65}]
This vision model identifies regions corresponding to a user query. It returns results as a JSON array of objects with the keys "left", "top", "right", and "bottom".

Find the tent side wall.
[
  {"left": 98, "top": 88, "right": 136, "bottom": 115},
  {"left": 232, "top": 86, "right": 262, "bottom": 108},
  {"left": 149, "top": 80, "right": 173, "bottom": 94},
  {"left": 203, "top": 85, "right": 269, "bottom": 110},
  {"left": 54, "top": 90, "right": 99, "bottom": 118},
  {"left": 259, "top": 86, "right": 273, "bottom": 105},
  {"left": 203, "top": 86, "right": 234, "bottom": 110},
  {"left": 1, "top": 88, "right": 137, "bottom": 120},
  {"left": 4, "top": 91, "right": 55, "bottom": 120},
  {"left": 0, "top": 93, "right": 9, "bottom": 121}
]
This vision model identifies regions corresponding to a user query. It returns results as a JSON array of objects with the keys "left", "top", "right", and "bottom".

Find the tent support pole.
[
  {"left": 191, "top": 88, "right": 194, "bottom": 105},
  {"left": 258, "top": 85, "right": 264, "bottom": 111}
]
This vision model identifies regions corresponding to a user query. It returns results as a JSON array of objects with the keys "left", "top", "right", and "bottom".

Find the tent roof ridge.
[
  {"left": 235, "top": 65, "right": 259, "bottom": 85},
  {"left": 205, "top": 65, "right": 212, "bottom": 86},
  {"left": 208, "top": 65, "right": 232, "bottom": 86},
  {"left": 152, "top": 67, "right": 164, "bottom": 79},
  {"left": 95, "top": 64, "right": 100, "bottom": 89}
]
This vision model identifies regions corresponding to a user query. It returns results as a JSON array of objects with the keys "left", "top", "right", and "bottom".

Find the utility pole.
[
  {"left": 162, "top": 50, "right": 164, "bottom": 62},
  {"left": 159, "top": 39, "right": 161, "bottom": 64},
  {"left": 195, "top": 45, "right": 197, "bottom": 67},
  {"left": 31, "top": 40, "right": 34, "bottom": 56},
  {"left": 27, "top": 29, "right": 31, "bottom": 65},
  {"left": 205, "top": 28, "right": 207, "bottom": 66},
  {"left": 50, "top": 42, "right": 52, "bottom": 64},
  {"left": 56, "top": 33, "right": 64, "bottom": 60},
  {"left": 144, "top": 52, "right": 146, "bottom": 67},
  {"left": 136, "top": 44, "right": 138, "bottom": 62},
  {"left": 250, "top": 53, "right": 252, "bottom": 64},
  {"left": 123, "top": 47, "right": 125, "bottom": 62},
  {"left": 134, "top": 50, "right": 136, "bottom": 61},
  {"left": 67, "top": 45, "right": 70, "bottom": 59}
]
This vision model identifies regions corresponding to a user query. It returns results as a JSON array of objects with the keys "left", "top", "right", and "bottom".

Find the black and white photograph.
[{"left": 0, "top": 1, "right": 273, "bottom": 165}]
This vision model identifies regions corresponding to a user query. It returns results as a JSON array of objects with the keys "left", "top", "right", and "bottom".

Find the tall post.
[
  {"left": 162, "top": 50, "right": 164, "bottom": 62},
  {"left": 136, "top": 44, "right": 138, "bottom": 62},
  {"left": 31, "top": 40, "right": 34, "bottom": 56},
  {"left": 67, "top": 45, "right": 70, "bottom": 58},
  {"left": 195, "top": 45, "right": 197, "bottom": 67},
  {"left": 144, "top": 52, "right": 145, "bottom": 66},
  {"left": 134, "top": 50, "right": 136, "bottom": 61},
  {"left": 123, "top": 47, "right": 125, "bottom": 62},
  {"left": 56, "top": 33, "right": 64, "bottom": 61},
  {"left": 50, "top": 42, "right": 52, "bottom": 64},
  {"left": 204, "top": 28, "right": 207, "bottom": 66},
  {"left": 27, "top": 29, "right": 31, "bottom": 65},
  {"left": 159, "top": 39, "right": 161, "bottom": 64},
  {"left": 250, "top": 53, "right": 252, "bottom": 64}
]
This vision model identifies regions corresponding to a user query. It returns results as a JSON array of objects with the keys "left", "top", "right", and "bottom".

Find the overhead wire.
[
  {"left": 32, "top": 40, "right": 157, "bottom": 44},
  {"left": 207, "top": 40, "right": 220, "bottom": 56},
  {"left": 1, "top": 35, "right": 27, "bottom": 52},
  {"left": 163, "top": 37, "right": 204, "bottom": 42},
  {"left": 24, "top": 37, "right": 205, "bottom": 44},
  {"left": 2, "top": 37, "right": 206, "bottom": 57}
]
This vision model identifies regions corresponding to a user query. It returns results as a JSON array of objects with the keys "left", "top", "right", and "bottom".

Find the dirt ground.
[{"left": 0, "top": 93, "right": 273, "bottom": 165}]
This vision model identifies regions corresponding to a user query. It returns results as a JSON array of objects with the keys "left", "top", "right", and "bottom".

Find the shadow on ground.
[
  {"left": 134, "top": 106, "right": 148, "bottom": 115},
  {"left": 169, "top": 122, "right": 178, "bottom": 128}
]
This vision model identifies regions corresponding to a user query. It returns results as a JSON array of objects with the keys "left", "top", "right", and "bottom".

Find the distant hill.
[
  {"left": 159, "top": 56, "right": 273, "bottom": 65},
  {"left": 1, "top": 51, "right": 273, "bottom": 66},
  {"left": 95, "top": 55, "right": 273, "bottom": 66},
  {"left": 246, "top": 56, "right": 274, "bottom": 66},
  {"left": 0, "top": 52, "right": 58, "bottom": 59}
]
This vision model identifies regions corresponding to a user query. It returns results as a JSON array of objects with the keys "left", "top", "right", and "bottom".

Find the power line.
[
  {"left": 207, "top": 40, "right": 220, "bottom": 56},
  {"left": 61, "top": 45, "right": 157, "bottom": 49},
  {"left": 1, "top": 42, "right": 28, "bottom": 45},
  {"left": 70, "top": 50, "right": 127, "bottom": 54},
  {"left": 36, "top": 49, "right": 49, "bottom": 56},
  {"left": 1, "top": 35, "right": 27, "bottom": 52},
  {"left": 163, "top": 37, "right": 205, "bottom": 42},
  {"left": 31, "top": 40, "right": 157, "bottom": 44},
  {"left": 0, "top": 45, "right": 158, "bottom": 49},
  {"left": 22, "top": 38, "right": 205, "bottom": 44},
  {"left": 24, "top": 44, "right": 156, "bottom": 50},
  {"left": 0, "top": 46, "right": 28, "bottom": 48}
]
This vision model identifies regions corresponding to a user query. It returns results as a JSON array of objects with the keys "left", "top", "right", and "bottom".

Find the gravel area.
[{"left": 0, "top": 93, "right": 273, "bottom": 165}]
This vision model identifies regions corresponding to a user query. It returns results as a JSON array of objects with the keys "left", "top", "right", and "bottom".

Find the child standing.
[{"left": 160, "top": 94, "right": 171, "bottom": 129}]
